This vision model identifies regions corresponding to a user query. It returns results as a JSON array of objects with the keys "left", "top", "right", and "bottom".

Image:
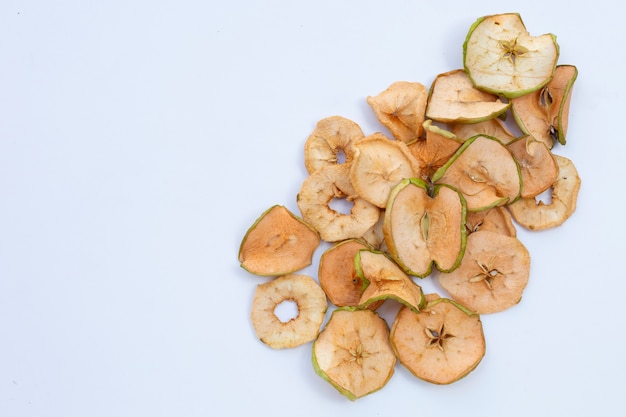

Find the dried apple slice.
[
  {"left": 438, "top": 231, "right": 531, "bottom": 314},
  {"left": 239, "top": 205, "right": 320, "bottom": 276},
  {"left": 304, "top": 115, "right": 365, "bottom": 174},
  {"left": 512, "top": 65, "right": 578, "bottom": 148},
  {"left": 384, "top": 178, "right": 466, "bottom": 277},
  {"left": 432, "top": 135, "right": 522, "bottom": 211},
  {"left": 466, "top": 206, "right": 516, "bottom": 237},
  {"left": 355, "top": 249, "right": 425, "bottom": 312},
  {"left": 463, "top": 13, "right": 559, "bottom": 98},
  {"left": 425, "top": 69, "right": 510, "bottom": 123},
  {"left": 312, "top": 307, "right": 396, "bottom": 400},
  {"left": 250, "top": 274, "right": 328, "bottom": 349},
  {"left": 349, "top": 133, "right": 422, "bottom": 208},
  {"left": 507, "top": 135, "right": 559, "bottom": 199},
  {"left": 390, "top": 294, "right": 486, "bottom": 385},
  {"left": 297, "top": 164, "right": 380, "bottom": 242},
  {"left": 367, "top": 81, "right": 428, "bottom": 143},
  {"left": 408, "top": 120, "right": 463, "bottom": 180},
  {"left": 507, "top": 154, "right": 581, "bottom": 230},
  {"left": 451, "top": 117, "right": 518, "bottom": 145}
]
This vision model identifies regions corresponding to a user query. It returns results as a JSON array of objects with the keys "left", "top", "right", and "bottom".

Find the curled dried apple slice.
[
  {"left": 355, "top": 249, "right": 425, "bottom": 313},
  {"left": 318, "top": 239, "right": 371, "bottom": 307},
  {"left": 349, "top": 133, "right": 422, "bottom": 208},
  {"left": 408, "top": 120, "right": 463, "bottom": 180},
  {"left": 384, "top": 178, "right": 466, "bottom": 277},
  {"left": 463, "top": 13, "right": 559, "bottom": 98},
  {"left": 507, "top": 154, "right": 581, "bottom": 230},
  {"left": 367, "top": 81, "right": 428, "bottom": 143},
  {"left": 304, "top": 115, "right": 364, "bottom": 174},
  {"left": 425, "top": 69, "right": 510, "bottom": 123},
  {"left": 438, "top": 231, "right": 531, "bottom": 314},
  {"left": 466, "top": 206, "right": 516, "bottom": 237},
  {"left": 451, "top": 117, "right": 518, "bottom": 145},
  {"left": 239, "top": 205, "right": 320, "bottom": 276},
  {"left": 297, "top": 164, "right": 380, "bottom": 242},
  {"left": 512, "top": 65, "right": 578, "bottom": 148},
  {"left": 432, "top": 135, "right": 522, "bottom": 211},
  {"left": 312, "top": 307, "right": 396, "bottom": 401},
  {"left": 250, "top": 274, "right": 328, "bottom": 349},
  {"left": 390, "top": 294, "right": 486, "bottom": 385},
  {"left": 507, "top": 135, "right": 559, "bottom": 199}
]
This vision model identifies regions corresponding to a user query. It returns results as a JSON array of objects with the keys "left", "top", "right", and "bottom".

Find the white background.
[{"left": 1, "top": 1, "right": 624, "bottom": 416}]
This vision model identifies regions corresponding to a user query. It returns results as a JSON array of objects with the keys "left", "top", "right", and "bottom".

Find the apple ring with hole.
[
  {"left": 304, "top": 116, "right": 365, "bottom": 174},
  {"left": 250, "top": 274, "right": 328, "bottom": 349}
]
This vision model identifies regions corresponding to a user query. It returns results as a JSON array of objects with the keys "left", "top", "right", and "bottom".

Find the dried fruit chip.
[
  {"left": 384, "top": 178, "right": 466, "bottom": 277},
  {"left": 426, "top": 69, "right": 510, "bottom": 123},
  {"left": 390, "top": 294, "right": 486, "bottom": 385},
  {"left": 367, "top": 81, "right": 428, "bottom": 143},
  {"left": 297, "top": 164, "right": 380, "bottom": 242},
  {"left": 239, "top": 205, "right": 321, "bottom": 276},
  {"left": 408, "top": 120, "right": 463, "bottom": 180},
  {"left": 251, "top": 274, "right": 328, "bottom": 349},
  {"left": 312, "top": 307, "right": 396, "bottom": 400},
  {"left": 507, "top": 135, "right": 559, "bottom": 199},
  {"left": 438, "top": 231, "right": 531, "bottom": 314},
  {"left": 451, "top": 117, "right": 518, "bottom": 145},
  {"left": 463, "top": 13, "right": 559, "bottom": 98},
  {"left": 304, "top": 115, "right": 365, "bottom": 174},
  {"left": 507, "top": 154, "right": 581, "bottom": 230},
  {"left": 466, "top": 206, "right": 516, "bottom": 237}
]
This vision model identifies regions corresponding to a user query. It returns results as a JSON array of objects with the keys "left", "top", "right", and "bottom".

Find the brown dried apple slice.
[
  {"left": 507, "top": 135, "right": 559, "bottom": 199},
  {"left": 507, "top": 154, "right": 581, "bottom": 230},
  {"left": 438, "top": 231, "right": 531, "bottom": 314},
  {"left": 312, "top": 307, "right": 396, "bottom": 400},
  {"left": 367, "top": 81, "right": 428, "bottom": 143},
  {"left": 297, "top": 163, "right": 380, "bottom": 242},
  {"left": 349, "top": 133, "right": 422, "bottom": 208},
  {"left": 384, "top": 178, "right": 466, "bottom": 277},
  {"left": 390, "top": 294, "right": 486, "bottom": 385},
  {"left": 408, "top": 120, "right": 463, "bottom": 180},
  {"left": 432, "top": 135, "right": 522, "bottom": 211},
  {"left": 511, "top": 65, "right": 578, "bottom": 148},
  {"left": 463, "top": 13, "right": 559, "bottom": 98},
  {"left": 451, "top": 117, "right": 518, "bottom": 145},
  {"left": 304, "top": 115, "right": 365, "bottom": 174},
  {"left": 425, "top": 69, "right": 510, "bottom": 123},
  {"left": 239, "top": 205, "right": 321, "bottom": 276},
  {"left": 355, "top": 249, "right": 425, "bottom": 313},
  {"left": 251, "top": 274, "right": 328, "bottom": 349},
  {"left": 466, "top": 206, "right": 516, "bottom": 237}
]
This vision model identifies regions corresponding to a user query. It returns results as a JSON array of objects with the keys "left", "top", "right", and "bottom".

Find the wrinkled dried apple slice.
[
  {"left": 438, "top": 231, "right": 531, "bottom": 314},
  {"left": 507, "top": 154, "right": 581, "bottom": 230},
  {"left": 507, "top": 135, "right": 559, "bottom": 198},
  {"left": 466, "top": 206, "right": 516, "bottom": 237},
  {"left": 239, "top": 205, "right": 321, "bottom": 276},
  {"left": 304, "top": 115, "right": 365, "bottom": 174},
  {"left": 432, "top": 135, "right": 522, "bottom": 211},
  {"left": 313, "top": 307, "right": 396, "bottom": 401},
  {"left": 463, "top": 13, "right": 559, "bottom": 98},
  {"left": 426, "top": 69, "right": 510, "bottom": 123},
  {"left": 367, "top": 81, "right": 428, "bottom": 143},
  {"left": 390, "top": 294, "right": 486, "bottom": 385},
  {"left": 349, "top": 133, "right": 422, "bottom": 208},
  {"left": 355, "top": 249, "right": 425, "bottom": 312},
  {"left": 297, "top": 164, "right": 380, "bottom": 242},
  {"left": 384, "top": 178, "right": 466, "bottom": 277},
  {"left": 451, "top": 117, "right": 518, "bottom": 145},
  {"left": 251, "top": 274, "right": 328, "bottom": 349},
  {"left": 512, "top": 65, "right": 578, "bottom": 148},
  {"left": 408, "top": 120, "right": 463, "bottom": 180}
]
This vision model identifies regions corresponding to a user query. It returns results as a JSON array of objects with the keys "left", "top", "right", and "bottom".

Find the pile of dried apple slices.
[{"left": 238, "top": 12, "right": 581, "bottom": 400}]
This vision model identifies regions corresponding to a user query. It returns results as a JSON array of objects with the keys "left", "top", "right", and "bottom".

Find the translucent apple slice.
[
  {"left": 432, "top": 135, "right": 522, "bottom": 211},
  {"left": 390, "top": 294, "right": 486, "bottom": 385},
  {"left": 313, "top": 307, "right": 396, "bottom": 401},
  {"left": 512, "top": 65, "right": 578, "bottom": 148},
  {"left": 438, "top": 231, "right": 531, "bottom": 314},
  {"left": 507, "top": 135, "right": 559, "bottom": 199},
  {"left": 425, "top": 69, "right": 510, "bottom": 123},
  {"left": 463, "top": 13, "right": 559, "bottom": 98},
  {"left": 239, "top": 205, "right": 321, "bottom": 276},
  {"left": 383, "top": 178, "right": 466, "bottom": 277},
  {"left": 367, "top": 81, "right": 429, "bottom": 143}
]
